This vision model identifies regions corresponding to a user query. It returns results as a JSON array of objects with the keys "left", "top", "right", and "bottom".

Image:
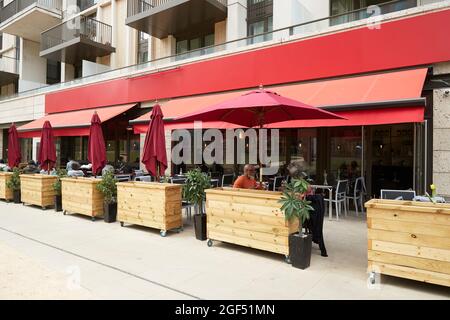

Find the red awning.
[
  {"left": 18, "top": 104, "right": 137, "bottom": 138},
  {"left": 132, "top": 68, "right": 427, "bottom": 133}
]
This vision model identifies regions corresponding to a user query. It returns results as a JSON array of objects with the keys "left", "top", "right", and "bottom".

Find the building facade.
[{"left": 0, "top": 0, "right": 449, "bottom": 198}]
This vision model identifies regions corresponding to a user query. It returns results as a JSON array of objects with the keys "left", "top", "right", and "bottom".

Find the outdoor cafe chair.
[
  {"left": 272, "top": 176, "right": 285, "bottom": 191},
  {"left": 170, "top": 177, "right": 193, "bottom": 221},
  {"left": 221, "top": 174, "right": 234, "bottom": 187},
  {"left": 346, "top": 177, "right": 367, "bottom": 216},
  {"left": 324, "top": 179, "right": 349, "bottom": 220}
]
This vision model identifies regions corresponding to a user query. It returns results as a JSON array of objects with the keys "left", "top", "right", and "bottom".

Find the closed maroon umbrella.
[
  {"left": 38, "top": 121, "right": 56, "bottom": 172},
  {"left": 87, "top": 112, "right": 107, "bottom": 176},
  {"left": 142, "top": 104, "right": 167, "bottom": 179},
  {"left": 8, "top": 123, "right": 21, "bottom": 168}
]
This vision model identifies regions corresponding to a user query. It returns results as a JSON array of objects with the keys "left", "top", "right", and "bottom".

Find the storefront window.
[
  {"left": 285, "top": 129, "right": 318, "bottom": 180},
  {"left": 21, "top": 138, "right": 32, "bottom": 163},
  {"left": 106, "top": 140, "right": 115, "bottom": 163},
  {"left": 329, "top": 127, "right": 362, "bottom": 186}
]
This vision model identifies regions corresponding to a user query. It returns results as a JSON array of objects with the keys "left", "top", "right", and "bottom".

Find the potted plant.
[
  {"left": 52, "top": 169, "right": 67, "bottom": 212},
  {"left": 279, "top": 178, "right": 314, "bottom": 269},
  {"left": 96, "top": 171, "right": 118, "bottom": 223},
  {"left": 6, "top": 168, "right": 21, "bottom": 204},
  {"left": 183, "top": 169, "right": 211, "bottom": 241}
]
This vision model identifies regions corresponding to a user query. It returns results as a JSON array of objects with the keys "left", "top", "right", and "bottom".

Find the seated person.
[
  {"left": 102, "top": 161, "right": 115, "bottom": 176},
  {"left": 66, "top": 157, "right": 75, "bottom": 171},
  {"left": 233, "top": 164, "right": 262, "bottom": 190},
  {"left": 67, "top": 162, "right": 85, "bottom": 177},
  {"left": 22, "top": 160, "right": 40, "bottom": 174}
]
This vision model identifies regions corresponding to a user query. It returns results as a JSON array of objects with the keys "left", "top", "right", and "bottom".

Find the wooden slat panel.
[
  {"left": 209, "top": 224, "right": 289, "bottom": 246},
  {"left": 371, "top": 240, "right": 450, "bottom": 263},
  {"left": 368, "top": 261, "right": 450, "bottom": 287},
  {"left": 208, "top": 230, "right": 288, "bottom": 255},
  {"left": 62, "top": 178, "right": 104, "bottom": 216},
  {"left": 208, "top": 215, "right": 290, "bottom": 236},
  {"left": 368, "top": 218, "right": 450, "bottom": 238},
  {"left": 368, "top": 229, "right": 450, "bottom": 250},
  {"left": 368, "top": 250, "right": 450, "bottom": 275},
  {"left": 20, "top": 175, "right": 57, "bottom": 207},
  {"left": 0, "top": 173, "right": 13, "bottom": 200},
  {"left": 367, "top": 207, "right": 450, "bottom": 226}
]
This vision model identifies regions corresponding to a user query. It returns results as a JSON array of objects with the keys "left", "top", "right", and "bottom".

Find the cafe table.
[{"left": 310, "top": 184, "right": 334, "bottom": 220}]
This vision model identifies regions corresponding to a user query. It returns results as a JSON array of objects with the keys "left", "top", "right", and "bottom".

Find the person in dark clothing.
[
  {"left": 23, "top": 160, "right": 40, "bottom": 174},
  {"left": 305, "top": 194, "right": 328, "bottom": 257}
]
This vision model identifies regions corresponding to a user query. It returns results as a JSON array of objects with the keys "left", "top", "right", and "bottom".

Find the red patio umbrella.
[
  {"left": 87, "top": 112, "right": 107, "bottom": 176},
  {"left": 7, "top": 123, "right": 21, "bottom": 168},
  {"left": 173, "top": 89, "right": 345, "bottom": 127},
  {"left": 142, "top": 104, "right": 168, "bottom": 179},
  {"left": 173, "top": 88, "right": 346, "bottom": 181},
  {"left": 38, "top": 121, "right": 57, "bottom": 172}
]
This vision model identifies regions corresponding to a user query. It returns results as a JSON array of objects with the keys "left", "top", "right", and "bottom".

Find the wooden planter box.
[
  {"left": 366, "top": 199, "right": 450, "bottom": 287},
  {"left": 117, "top": 182, "right": 183, "bottom": 236},
  {"left": 61, "top": 178, "right": 104, "bottom": 220},
  {"left": 20, "top": 174, "right": 57, "bottom": 209},
  {"left": 0, "top": 172, "right": 13, "bottom": 201},
  {"left": 205, "top": 188, "right": 299, "bottom": 258}
]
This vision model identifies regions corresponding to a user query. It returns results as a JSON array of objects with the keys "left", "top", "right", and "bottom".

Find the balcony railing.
[
  {"left": 0, "top": 0, "right": 447, "bottom": 102},
  {"left": 78, "top": 0, "right": 97, "bottom": 12},
  {"left": 330, "top": 0, "right": 418, "bottom": 26},
  {"left": 0, "top": 0, "right": 62, "bottom": 24},
  {"left": 0, "top": 55, "right": 19, "bottom": 74},
  {"left": 41, "top": 16, "right": 112, "bottom": 52},
  {"left": 127, "top": 0, "right": 227, "bottom": 18}
]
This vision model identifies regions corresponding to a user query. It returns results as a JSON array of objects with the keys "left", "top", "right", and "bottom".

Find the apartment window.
[
  {"left": 247, "top": 0, "right": 273, "bottom": 43},
  {"left": 176, "top": 33, "right": 215, "bottom": 55},
  {"left": 46, "top": 60, "right": 61, "bottom": 85},
  {"left": 330, "top": 0, "right": 417, "bottom": 25},
  {"left": 137, "top": 31, "right": 149, "bottom": 63},
  {"left": 0, "top": 33, "right": 3, "bottom": 51}
]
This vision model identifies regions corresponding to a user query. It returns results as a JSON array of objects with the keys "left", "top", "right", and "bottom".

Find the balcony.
[
  {"left": 40, "top": 16, "right": 115, "bottom": 64},
  {"left": 0, "top": 55, "right": 19, "bottom": 87},
  {"left": 126, "top": 0, "right": 227, "bottom": 39},
  {"left": 0, "top": 0, "right": 62, "bottom": 42}
]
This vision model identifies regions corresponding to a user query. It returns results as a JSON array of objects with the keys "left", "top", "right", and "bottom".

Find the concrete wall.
[
  {"left": 432, "top": 62, "right": 450, "bottom": 198},
  {"left": 152, "top": 36, "right": 176, "bottom": 60},
  {"left": 0, "top": 94, "right": 45, "bottom": 124},
  {"left": 19, "top": 39, "right": 47, "bottom": 92},
  {"left": 226, "top": 0, "right": 247, "bottom": 42},
  {"left": 215, "top": 20, "right": 227, "bottom": 45},
  {"left": 82, "top": 60, "right": 111, "bottom": 77}
]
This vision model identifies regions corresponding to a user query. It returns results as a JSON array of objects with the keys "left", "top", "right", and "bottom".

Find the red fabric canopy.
[
  {"left": 132, "top": 68, "right": 427, "bottom": 132},
  {"left": 38, "top": 121, "right": 56, "bottom": 171},
  {"left": 172, "top": 89, "right": 345, "bottom": 127},
  {"left": 141, "top": 104, "right": 168, "bottom": 177},
  {"left": 7, "top": 124, "right": 21, "bottom": 168},
  {"left": 17, "top": 104, "right": 136, "bottom": 138},
  {"left": 87, "top": 112, "right": 107, "bottom": 176}
]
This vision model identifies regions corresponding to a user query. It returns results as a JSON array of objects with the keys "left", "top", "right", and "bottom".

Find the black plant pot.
[
  {"left": 54, "top": 195, "right": 62, "bottom": 212},
  {"left": 289, "top": 233, "right": 312, "bottom": 270},
  {"left": 13, "top": 190, "right": 21, "bottom": 204},
  {"left": 103, "top": 202, "right": 117, "bottom": 223},
  {"left": 194, "top": 214, "right": 207, "bottom": 241}
]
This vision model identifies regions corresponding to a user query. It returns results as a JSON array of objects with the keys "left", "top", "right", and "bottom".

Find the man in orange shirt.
[{"left": 233, "top": 164, "right": 262, "bottom": 189}]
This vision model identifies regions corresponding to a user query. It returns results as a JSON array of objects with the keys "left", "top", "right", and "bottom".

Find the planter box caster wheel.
[
  {"left": 369, "top": 272, "right": 377, "bottom": 285},
  {"left": 91, "top": 217, "right": 96, "bottom": 222},
  {"left": 207, "top": 239, "right": 213, "bottom": 247},
  {"left": 284, "top": 255, "right": 291, "bottom": 264},
  {"left": 63, "top": 210, "right": 67, "bottom": 215},
  {"left": 42, "top": 206, "right": 47, "bottom": 210},
  {"left": 120, "top": 222, "right": 124, "bottom": 227},
  {"left": 177, "top": 227, "right": 183, "bottom": 233},
  {"left": 160, "top": 230, "right": 167, "bottom": 237}
]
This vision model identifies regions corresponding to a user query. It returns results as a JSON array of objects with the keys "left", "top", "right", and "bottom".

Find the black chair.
[
  {"left": 272, "top": 176, "right": 285, "bottom": 191},
  {"left": 170, "top": 178, "right": 186, "bottom": 185},
  {"left": 221, "top": 174, "right": 234, "bottom": 187},
  {"left": 305, "top": 194, "right": 328, "bottom": 257},
  {"left": 210, "top": 179, "right": 220, "bottom": 188}
]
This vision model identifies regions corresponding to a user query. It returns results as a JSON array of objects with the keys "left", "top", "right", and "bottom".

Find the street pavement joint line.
[{"left": 0, "top": 226, "right": 202, "bottom": 300}]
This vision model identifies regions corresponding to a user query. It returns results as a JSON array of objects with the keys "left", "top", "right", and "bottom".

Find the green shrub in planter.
[
  {"left": 6, "top": 168, "right": 21, "bottom": 203},
  {"left": 183, "top": 169, "right": 211, "bottom": 240},
  {"left": 96, "top": 171, "right": 118, "bottom": 223},
  {"left": 279, "top": 178, "right": 314, "bottom": 269},
  {"left": 52, "top": 169, "right": 67, "bottom": 212}
]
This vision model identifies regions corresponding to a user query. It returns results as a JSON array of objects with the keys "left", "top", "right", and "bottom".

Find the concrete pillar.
[
  {"left": 18, "top": 39, "right": 47, "bottom": 92},
  {"left": 165, "top": 129, "right": 172, "bottom": 176},
  {"left": 0, "top": 130, "right": 4, "bottom": 160},
  {"left": 432, "top": 62, "right": 450, "bottom": 198},
  {"left": 226, "top": 0, "right": 247, "bottom": 46},
  {"left": 110, "top": 0, "right": 117, "bottom": 68}
]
